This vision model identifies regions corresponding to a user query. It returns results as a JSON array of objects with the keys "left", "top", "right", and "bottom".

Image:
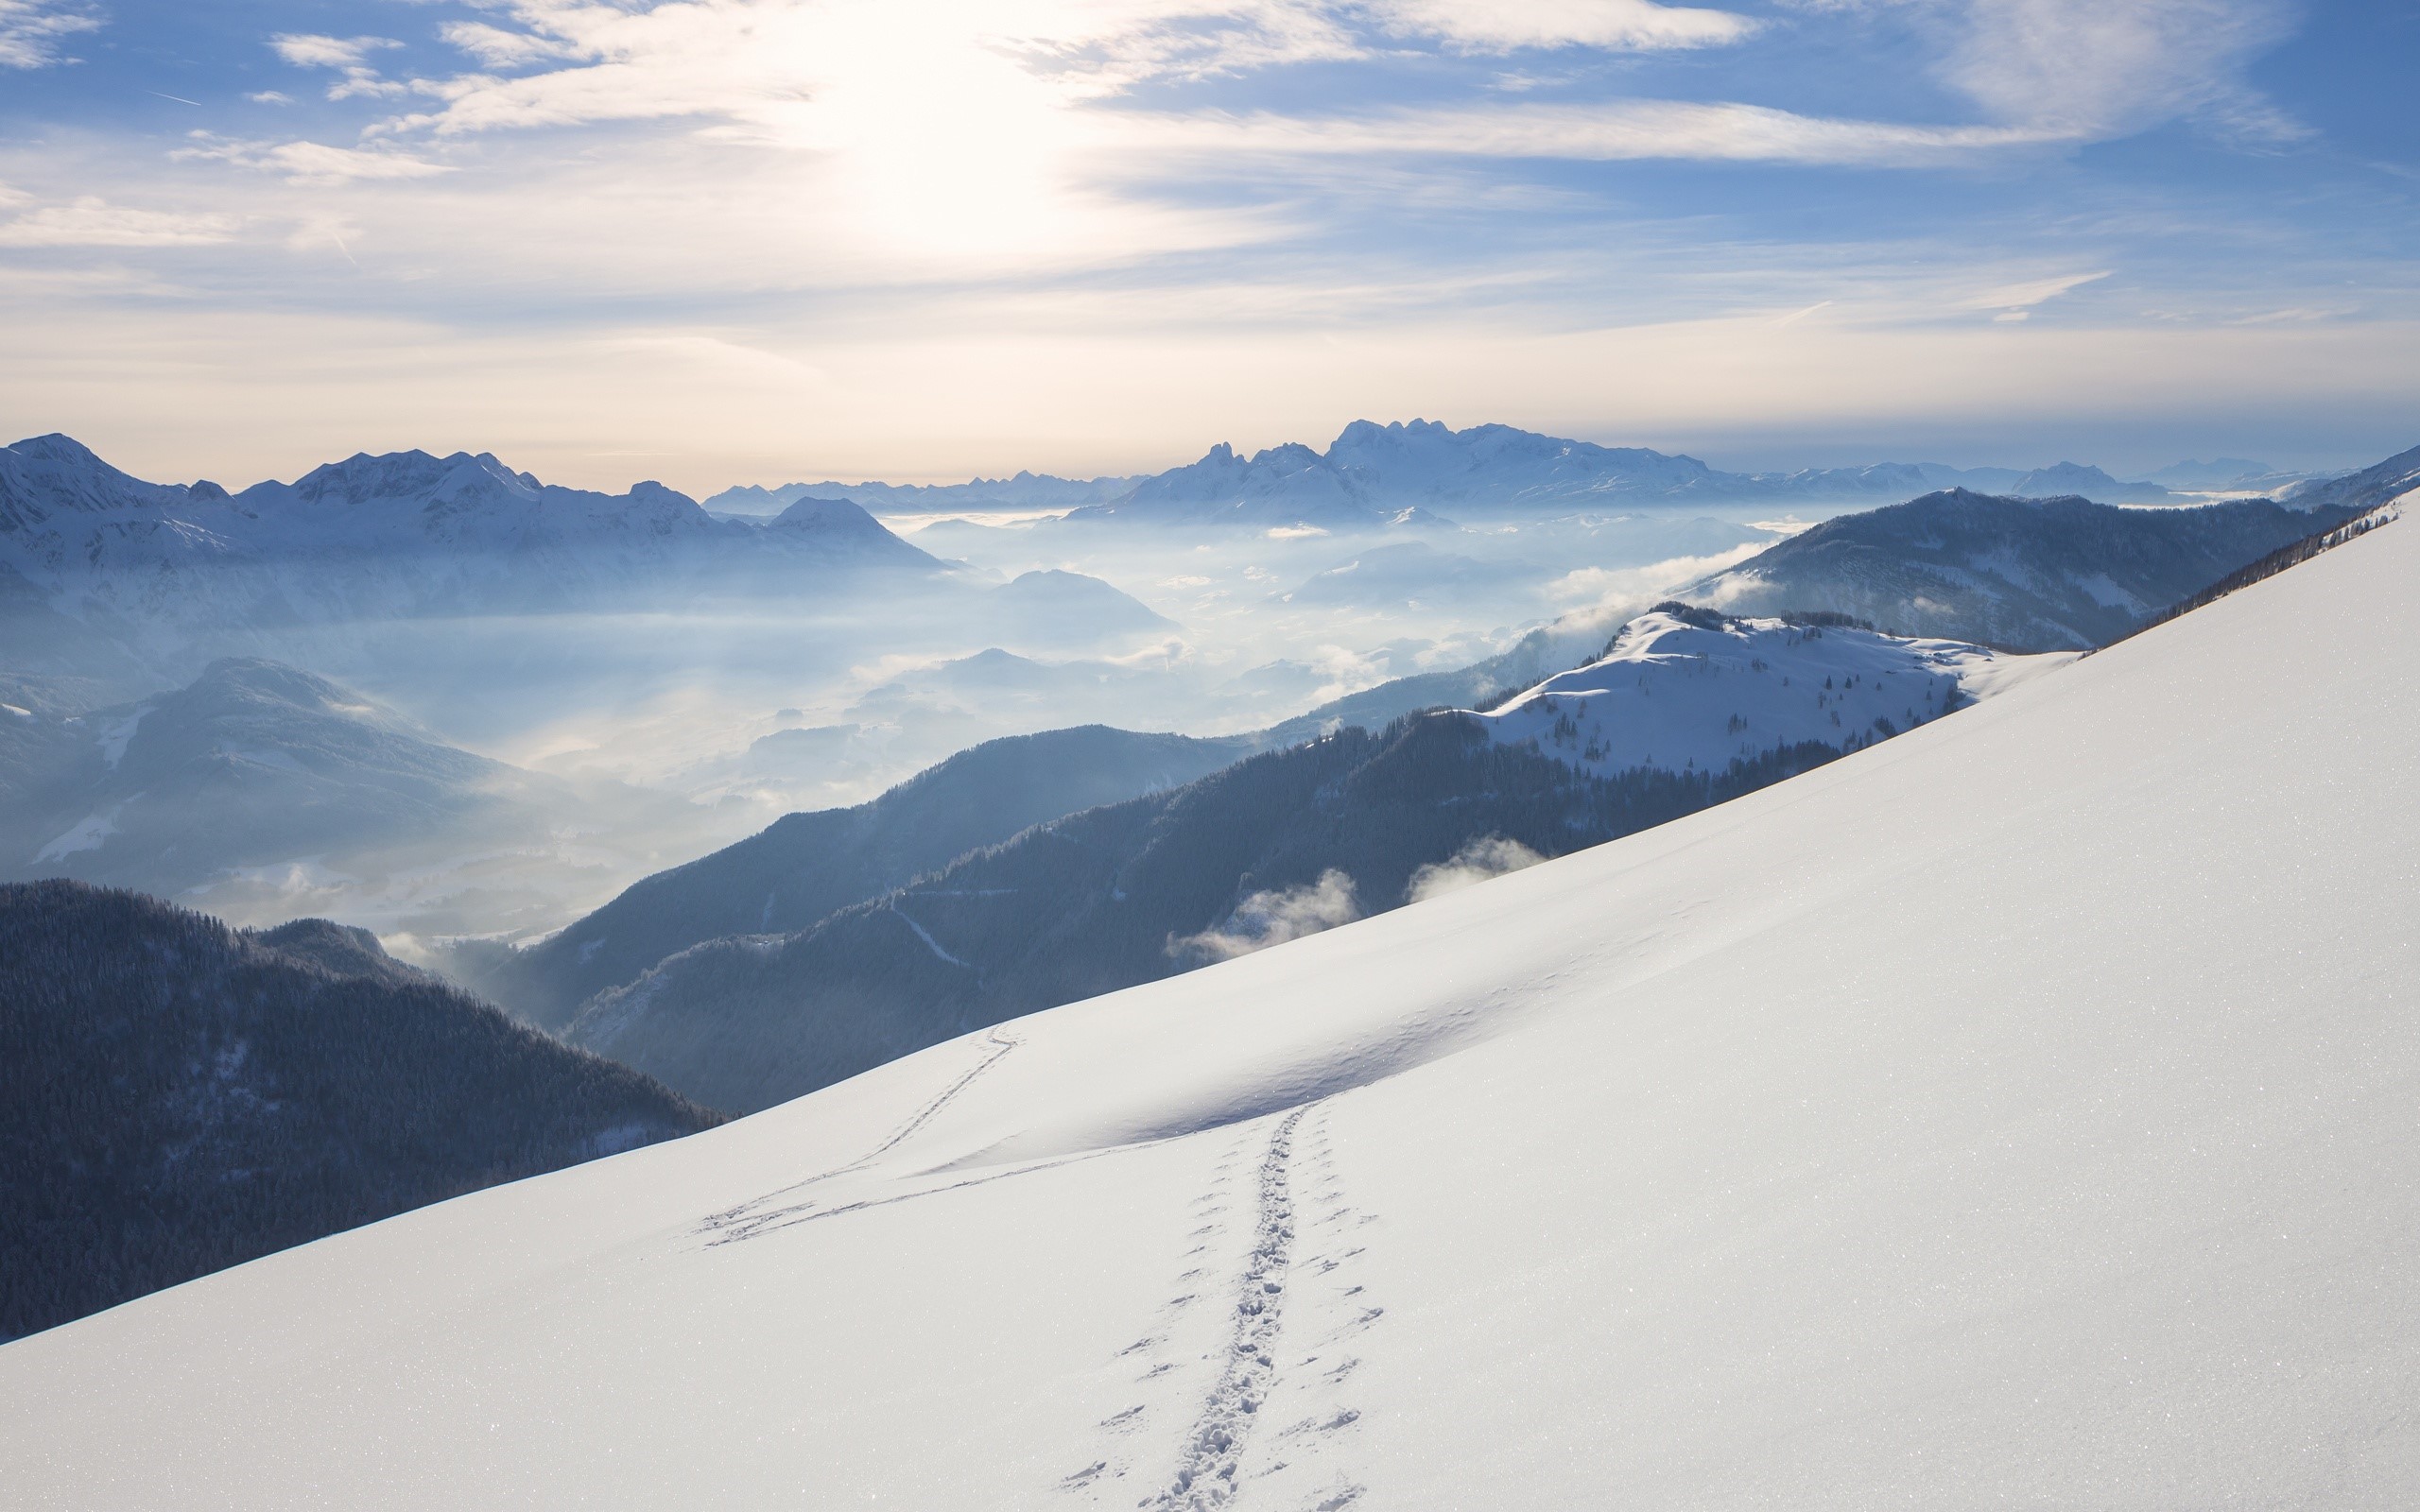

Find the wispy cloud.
[
  {"left": 1945, "top": 0, "right": 2305, "bottom": 142},
  {"left": 1366, "top": 0, "right": 1755, "bottom": 52},
  {"left": 0, "top": 196, "right": 238, "bottom": 247},
  {"left": 174, "top": 136, "right": 455, "bottom": 186},
  {"left": 1141, "top": 98, "right": 2060, "bottom": 166},
  {"left": 1963, "top": 269, "right": 2111, "bottom": 321},
  {"left": 0, "top": 0, "right": 98, "bottom": 69}
]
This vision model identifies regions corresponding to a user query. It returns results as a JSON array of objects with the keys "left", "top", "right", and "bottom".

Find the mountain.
[
  {"left": 451, "top": 725, "right": 1261, "bottom": 1028},
  {"left": 2138, "top": 456, "right": 2278, "bottom": 490},
  {"left": 0, "top": 435, "right": 945, "bottom": 683},
  {"left": 1073, "top": 420, "right": 1753, "bottom": 527},
  {"left": 705, "top": 471, "right": 1140, "bottom": 516},
  {"left": 1472, "top": 605, "right": 2070, "bottom": 777},
  {"left": 1674, "top": 488, "right": 2360, "bottom": 649},
  {"left": 2004, "top": 460, "right": 2173, "bottom": 503},
  {"left": 0, "top": 880, "right": 719, "bottom": 1342},
  {"left": 6, "top": 458, "right": 2409, "bottom": 1510},
  {"left": 987, "top": 569, "right": 1179, "bottom": 647},
  {"left": 560, "top": 617, "right": 2057, "bottom": 1113},
  {"left": 0, "top": 657, "right": 701, "bottom": 936},
  {"left": 2281, "top": 440, "right": 2420, "bottom": 514},
  {"left": 0, "top": 658, "right": 506, "bottom": 888}
]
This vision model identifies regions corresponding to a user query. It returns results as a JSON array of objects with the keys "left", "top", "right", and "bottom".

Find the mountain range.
[
  {"left": 8, "top": 441, "right": 2409, "bottom": 1509},
  {"left": 0, "top": 880, "right": 719, "bottom": 1341},
  {"left": 0, "top": 436, "right": 950, "bottom": 688},
  {"left": 702, "top": 418, "right": 2303, "bottom": 527}
]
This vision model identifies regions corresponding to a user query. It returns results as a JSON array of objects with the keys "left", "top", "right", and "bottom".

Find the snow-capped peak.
[{"left": 1472, "top": 608, "right": 2072, "bottom": 779}]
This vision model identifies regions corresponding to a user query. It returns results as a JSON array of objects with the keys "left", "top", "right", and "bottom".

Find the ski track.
[{"left": 696, "top": 1027, "right": 1021, "bottom": 1245}]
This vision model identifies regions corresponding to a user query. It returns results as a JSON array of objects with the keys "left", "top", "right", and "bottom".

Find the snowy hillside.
[
  {"left": 1473, "top": 609, "right": 2070, "bottom": 778},
  {"left": 3, "top": 502, "right": 2410, "bottom": 1504}
]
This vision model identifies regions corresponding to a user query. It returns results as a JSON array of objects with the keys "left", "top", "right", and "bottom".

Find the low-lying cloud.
[
  {"left": 1407, "top": 835, "right": 1545, "bottom": 902},
  {"left": 1172, "top": 868, "right": 1361, "bottom": 961}
]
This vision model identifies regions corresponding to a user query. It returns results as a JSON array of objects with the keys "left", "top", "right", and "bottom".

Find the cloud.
[
  {"left": 439, "top": 20, "right": 584, "bottom": 69},
  {"left": 1368, "top": 0, "right": 1755, "bottom": 53},
  {"left": 270, "top": 32, "right": 412, "bottom": 100},
  {"left": 1144, "top": 97, "right": 2060, "bottom": 166},
  {"left": 1963, "top": 269, "right": 2109, "bottom": 320},
  {"left": 0, "top": 197, "right": 239, "bottom": 247},
  {"left": 1407, "top": 834, "right": 1545, "bottom": 902},
  {"left": 1945, "top": 0, "right": 2304, "bottom": 142},
  {"left": 1546, "top": 542, "right": 1770, "bottom": 606},
  {"left": 175, "top": 137, "right": 455, "bottom": 186},
  {"left": 247, "top": 90, "right": 294, "bottom": 105},
  {"left": 1170, "top": 869, "right": 1361, "bottom": 961},
  {"left": 0, "top": 0, "right": 97, "bottom": 69},
  {"left": 269, "top": 33, "right": 400, "bottom": 70}
]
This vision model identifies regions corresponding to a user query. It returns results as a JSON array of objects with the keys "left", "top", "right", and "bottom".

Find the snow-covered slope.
[
  {"left": 3, "top": 517, "right": 2415, "bottom": 1506},
  {"left": 1474, "top": 609, "right": 2070, "bottom": 777}
]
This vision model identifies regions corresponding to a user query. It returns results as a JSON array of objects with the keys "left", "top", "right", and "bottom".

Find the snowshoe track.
[{"left": 1150, "top": 1107, "right": 1307, "bottom": 1509}]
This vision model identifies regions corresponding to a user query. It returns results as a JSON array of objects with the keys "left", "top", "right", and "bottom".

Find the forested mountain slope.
[
  {"left": 0, "top": 882, "right": 719, "bottom": 1342},
  {"left": 455, "top": 725, "right": 1258, "bottom": 1027},
  {"left": 1675, "top": 488, "right": 2358, "bottom": 648}
]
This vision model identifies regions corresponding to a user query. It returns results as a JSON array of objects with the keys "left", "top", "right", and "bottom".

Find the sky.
[{"left": 1, "top": 0, "right": 2414, "bottom": 493}]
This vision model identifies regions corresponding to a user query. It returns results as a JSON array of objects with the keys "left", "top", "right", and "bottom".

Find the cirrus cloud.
[
  {"left": 0, "top": 0, "right": 98, "bottom": 69},
  {"left": 0, "top": 196, "right": 239, "bottom": 247}
]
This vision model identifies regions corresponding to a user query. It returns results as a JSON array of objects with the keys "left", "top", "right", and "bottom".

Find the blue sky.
[{"left": 1, "top": 0, "right": 2413, "bottom": 491}]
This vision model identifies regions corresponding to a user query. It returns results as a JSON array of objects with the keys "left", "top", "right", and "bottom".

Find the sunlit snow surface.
[
  {"left": 1473, "top": 610, "right": 2075, "bottom": 776},
  {"left": 5, "top": 524, "right": 2418, "bottom": 1507}
]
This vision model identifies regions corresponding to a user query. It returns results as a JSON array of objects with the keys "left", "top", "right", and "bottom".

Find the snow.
[
  {"left": 1473, "top": 610, "right": 2074, "bottom": 777},
  {"left": 95, "top": 705, "right": 149, "bottom": 769},
  {"left": 890, "top": 900, "right": 972, "bottom": 968},
  {"left": 31, "top": 806, "right": 124, "bottom": 863},
  {"left": 3, "top": 520, "right": 2417, "bottom": 1507}
]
